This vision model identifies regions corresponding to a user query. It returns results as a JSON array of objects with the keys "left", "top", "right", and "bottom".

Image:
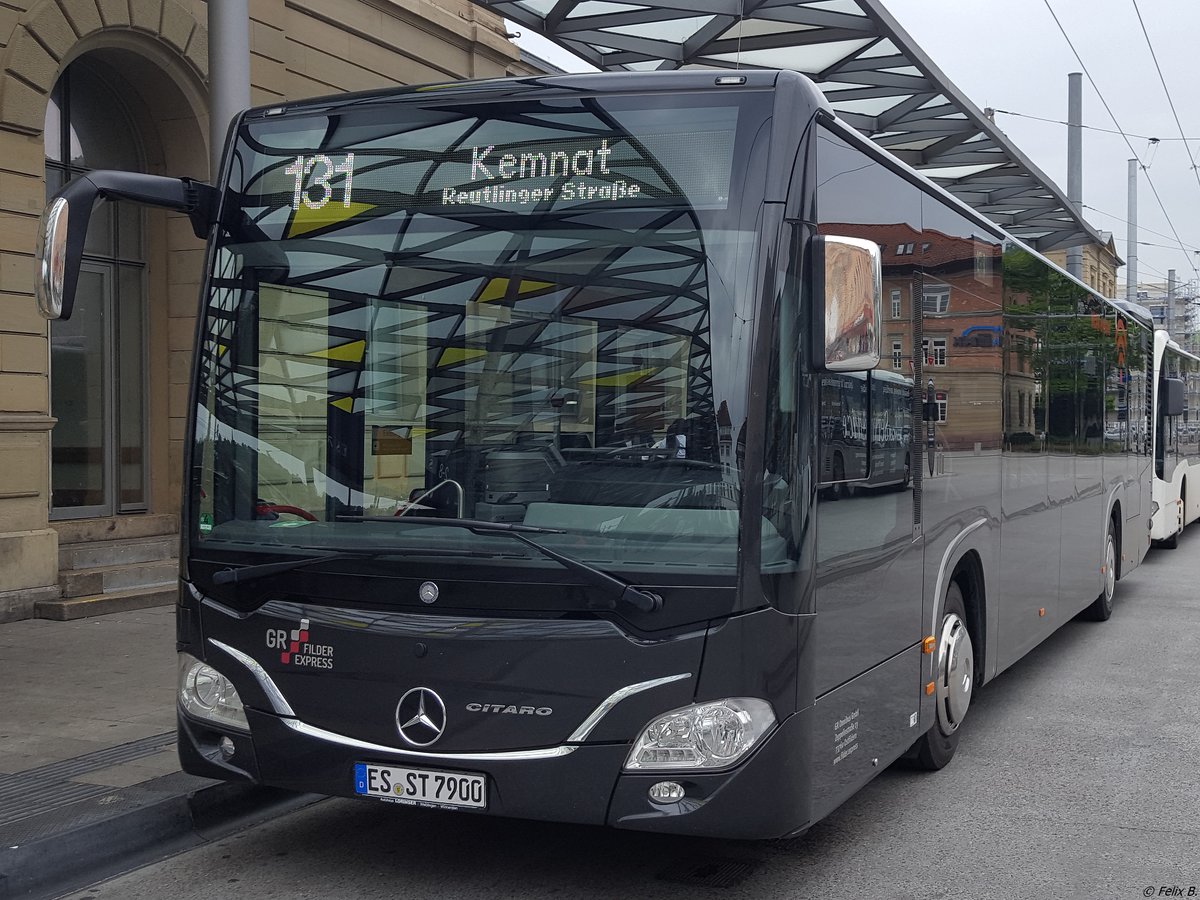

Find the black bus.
[{"left": 35, "top": 70, "right": 1153, "bottom": 839}]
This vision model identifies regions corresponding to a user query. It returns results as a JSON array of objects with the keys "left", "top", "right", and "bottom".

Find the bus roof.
[{"left": 243, "top": 70, "right": 796, "bottom": 121}]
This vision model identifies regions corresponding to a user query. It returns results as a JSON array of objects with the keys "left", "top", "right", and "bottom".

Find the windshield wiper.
[
  {"left": 210, "top": 550, "right": 381, "bottom": 586},
  {"left": 337, "top": 515, "right": 662, "bottom": 614},
  {"left": 204, "top": 519, "right": 571, "bottom": 586},
  {"left": 207, "top": 543, "right": 524, "bottom": 586}
]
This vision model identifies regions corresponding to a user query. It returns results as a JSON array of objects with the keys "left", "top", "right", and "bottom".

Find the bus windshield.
[{"left": 190, "top": 88, "right": 775, "bottom": 581}]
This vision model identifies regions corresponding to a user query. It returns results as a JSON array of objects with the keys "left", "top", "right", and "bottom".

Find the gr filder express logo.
[{"left": 266, "top": 618, "right": 335, "bottom": 669}]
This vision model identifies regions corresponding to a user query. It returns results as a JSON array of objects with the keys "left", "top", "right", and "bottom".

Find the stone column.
[{"left": 0, "top": 131, "right": 59, "bottom": 621}]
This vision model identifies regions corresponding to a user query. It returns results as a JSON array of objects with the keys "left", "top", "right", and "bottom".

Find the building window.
[
  {"left": 891, "top": 289, "right": 902, "bottom": 319},
  {"left": 45, "top": 61, "right": 148, "bottom": 516},
  {"left": 923, "top": 337, "right": 947, "bottom": 367},
  {"left": 896, "top": 242, "right": 914, "bottom": 255},
  {"left": 892, "top": 341, "right": 903, "bottom": 370},
  {"left": 922, "top": 284, "right": 950, "bottom": 315},
  {"left": 935, "top": 391, "right": 948, "bottom": 423}
]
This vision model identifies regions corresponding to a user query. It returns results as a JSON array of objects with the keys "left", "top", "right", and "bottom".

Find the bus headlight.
[
  {"left": 178, "top": 653, "right": 248, "bottom": 731},
  {"left": 625, "top": 698, "right": 775, "bottom": 771}
]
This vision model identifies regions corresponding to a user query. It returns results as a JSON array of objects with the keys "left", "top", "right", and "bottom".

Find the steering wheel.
[{"left": 254, "top": 501, "right": 317, "bottom": 521}]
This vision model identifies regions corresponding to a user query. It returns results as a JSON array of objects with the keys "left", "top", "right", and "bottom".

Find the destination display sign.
[
  {"left": 440, "top": 139, "right": 644, "bottom": 207},
  {"left": 266, "top": 125, "right": 737, "bottom": 222},
  {"left": 237, "top": 100, "right": 751, "bottom": 236}
]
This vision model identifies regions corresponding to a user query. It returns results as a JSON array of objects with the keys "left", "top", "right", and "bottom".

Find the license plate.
[{"left": 354, "top": 763, "right": 487, "bottom": 809}]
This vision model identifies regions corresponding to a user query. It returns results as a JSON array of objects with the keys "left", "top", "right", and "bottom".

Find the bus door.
[{"left": 810, "top": 127, "right": 925, "bottom": 706}]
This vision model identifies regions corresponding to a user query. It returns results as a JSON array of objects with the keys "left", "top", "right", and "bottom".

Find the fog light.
[
  {"left": 218, "top": 736, "right": 236, "bottom": 760},
  {"left": 648, "top": 781, "right": 685, "bottom": 804}
]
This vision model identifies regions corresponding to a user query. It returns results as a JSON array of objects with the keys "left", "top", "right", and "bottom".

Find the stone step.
[
  {"left": 59, "top": 559, "right": 180, "bottom": 599},
  {"left": 53, "top": 514, "right": 180, "bottom": 546},
  {"left": 34, "top": 585, "right": 178, "bottom": 621},
  {"left": 58, "top": 536, "right": 179, "bottom": 572}
]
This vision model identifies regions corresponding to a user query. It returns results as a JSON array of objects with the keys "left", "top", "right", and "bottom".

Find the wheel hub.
[
  {"left": 935, "top": 612, "right": 973, "bottom": 734},
  {"left": 1104, "top": 535, "right": 1116, "bottom": 602}
]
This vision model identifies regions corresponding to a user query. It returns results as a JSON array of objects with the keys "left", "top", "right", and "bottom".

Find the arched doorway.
[{"left": 46, "top": 57, "right": 149, "bottom": 517}]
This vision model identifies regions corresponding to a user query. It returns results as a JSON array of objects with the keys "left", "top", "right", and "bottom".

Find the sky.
[{"left": 512, "top": 0, "right": 1200, "bottom": 297}]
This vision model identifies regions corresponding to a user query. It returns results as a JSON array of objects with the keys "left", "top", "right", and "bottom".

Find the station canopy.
[{"left": 474, "top": 0, "right": 1105, "bottom": 254}]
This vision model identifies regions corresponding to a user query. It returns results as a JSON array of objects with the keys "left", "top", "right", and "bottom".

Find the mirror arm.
[
  {"left": 39, "top": 170, "right": 222, "bottom": 321},
  {"left": 79, "top": 171, "right": 220, "bottom": 239},
  {"left": 182, "top": 178, "right": 221, "bottom": 240}
]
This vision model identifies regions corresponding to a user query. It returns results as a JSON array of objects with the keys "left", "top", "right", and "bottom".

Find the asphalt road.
[{"left": 63, "top": 528, "right": 1200, "bottom": 900}]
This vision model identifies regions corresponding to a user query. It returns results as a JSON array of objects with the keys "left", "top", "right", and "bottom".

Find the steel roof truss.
[{"left": 472, "top": 0, "right": 1106, "bottom": 252}]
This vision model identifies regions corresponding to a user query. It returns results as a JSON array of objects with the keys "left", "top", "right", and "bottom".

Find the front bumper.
[
  {"left": 1150, "top": 497, "right": 1183, "bottom": 541},
  {"left": 178, "top": 706, "right": 812, "bottom": 840}
]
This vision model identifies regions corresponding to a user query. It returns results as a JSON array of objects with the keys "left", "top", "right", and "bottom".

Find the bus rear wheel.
[
  {"left": 829, "top": 455, "right": 847, "bottom": 500},
  {"left": 1081, "top": 519, "right": 1118, "bottom": 621},
  {"left": 908, "top": 581, "right": 973, "bottom": 771}
]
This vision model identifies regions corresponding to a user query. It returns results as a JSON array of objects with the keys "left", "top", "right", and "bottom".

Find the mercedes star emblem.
[
  {"left": 418, "top": 581, "right": 439, "bottom": 604},
  {"left": 395, "top": 686, "right": 447, "bottom": 747}
]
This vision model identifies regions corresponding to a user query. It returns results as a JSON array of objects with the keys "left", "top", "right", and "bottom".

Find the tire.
[
  {"left": 1081, "top": 518, "right": 1118, "bottom": 621},
  {"left": 829, "top": 455, "right": 847, "bottom": 501},
  {"left": 907, "top": 581, "right": 973, "bottom": 771}
]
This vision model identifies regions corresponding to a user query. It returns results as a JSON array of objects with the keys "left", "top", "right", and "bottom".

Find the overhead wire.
[
  {"left": 1129, "top": 0, "right": 1200, "bottom": 282},
  {"left": 1130, "top": 0, "right": 1200, "bottom": 193},
  {"left": 1041, "top": 0, "right": 1198, "bottom": 282},
  {"left": 991, "top": 108, "right": 1193, "bottom": 144},
  {"left": 1082, "top": 203, "right": 1200, "bottom": 252}
]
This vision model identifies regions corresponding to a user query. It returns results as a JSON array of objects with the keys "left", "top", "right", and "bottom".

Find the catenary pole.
[
  {"left": 1066, "top": 72, "right": 1083, "bottom": 280},
  {"left": 1168, "top": 269, "right": 1176, "bottom": 333},
  {"left": 1126, "top": 159, "right": 1138, "bottom": 303}
]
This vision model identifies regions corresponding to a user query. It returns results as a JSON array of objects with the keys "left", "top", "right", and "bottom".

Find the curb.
[{"left": 0, "top": 782, "right": 321, "bottom": 900}]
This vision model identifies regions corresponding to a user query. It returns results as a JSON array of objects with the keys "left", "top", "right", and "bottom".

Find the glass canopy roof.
[{"left": 475, "top": 0, "right": 1105, "bottom": 253}]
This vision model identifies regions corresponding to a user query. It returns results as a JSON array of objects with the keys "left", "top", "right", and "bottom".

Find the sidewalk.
[{"left": 0, "top": 607, "right": 312, "bottom": 899}]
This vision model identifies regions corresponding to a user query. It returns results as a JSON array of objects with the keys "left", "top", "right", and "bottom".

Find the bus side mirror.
[
  {"left": 815, "top": 234, "right": 881, "bottom": 372},
  {"left": 36, "top": 171, "right": 218, "bottom": 320},
  {"left": 1163, "top": 377, "right": 1185, "bottom": 417}
]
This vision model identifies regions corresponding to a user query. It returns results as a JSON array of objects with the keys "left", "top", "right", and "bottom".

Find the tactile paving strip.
[{"left": 0, "top": 731, "right": 177, "bottom": 829}]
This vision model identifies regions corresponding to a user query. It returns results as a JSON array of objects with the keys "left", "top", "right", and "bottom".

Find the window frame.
[
  {"left": 935, "top": 390, "right": 948, "bottom": 423},
  {"left": 922, "top": 283, "right": 950, "bottom": 315},
  {"left": 923, "top": 336, "right": 948, "bottom": 367}
]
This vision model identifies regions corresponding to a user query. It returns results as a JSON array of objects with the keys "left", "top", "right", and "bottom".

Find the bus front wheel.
[{"left": 908, "top": 581, "right": 973, "bottom": 771}]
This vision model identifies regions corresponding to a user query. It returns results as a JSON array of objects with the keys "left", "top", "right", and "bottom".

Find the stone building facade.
[
  {"left": 0, "top": 0, "right": 537, "bottom": 620},
  {"left": 1045, "top": 231, "right": 1121, "bottom": 299}
]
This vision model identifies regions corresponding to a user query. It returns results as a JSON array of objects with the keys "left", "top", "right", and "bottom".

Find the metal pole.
[
  {"left": 208, "top": 0, "right": 251, "bottom": 181},
  {"left": 1126, "top": 159, "right": 1138, "bottom": 303},
  {"left": 1066, "top": 72, "right": 1083, "bottom": 280},
  {"left": 1168, "top": 269, "right": 1176, "bottom": 333}
]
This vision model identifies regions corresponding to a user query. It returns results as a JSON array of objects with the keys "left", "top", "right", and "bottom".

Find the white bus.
[{"left": 1152, "top": 329, "right": 1200, "bottom": 548}]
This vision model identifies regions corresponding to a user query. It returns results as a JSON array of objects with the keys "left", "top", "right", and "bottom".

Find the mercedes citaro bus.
[
  {"left": 1150, "top": 329, "right": 1200, "bottom": 548},
  {"left": 35, "top": 70, "right": 1155, "bottom": 839}
]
